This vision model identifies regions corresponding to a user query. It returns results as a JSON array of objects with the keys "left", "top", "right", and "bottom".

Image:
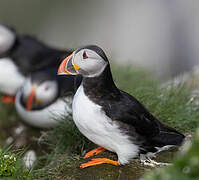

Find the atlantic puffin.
[
  {"left": 57, "top": 45, "right": 185, "bottom": 168},
  {"left": 15, "top": 68, "right": 82, "bottom": 128},
  {"left": 0, "top": 24, "right": 70, "bottom": 103}
]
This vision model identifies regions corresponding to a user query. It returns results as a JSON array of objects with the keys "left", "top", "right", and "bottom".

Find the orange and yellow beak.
[
  {"left": 26, "top": 86, "right": 41, "bottom": 111},
  {"left": 57, "top": 53, "right": 79, "bottom": 75}
]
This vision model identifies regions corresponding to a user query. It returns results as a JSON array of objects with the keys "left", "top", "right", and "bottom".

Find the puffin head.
[
  {"left": 0, "top": 24, "right": 16, "bottom": 54},
  {"left": 58, "top": 45, "right": 108, "bottom": 77},
  {"left": 21, "top": 70, "right": 59, "bottom": 111}
]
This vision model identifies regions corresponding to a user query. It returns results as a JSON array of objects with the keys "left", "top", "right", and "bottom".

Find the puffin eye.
[
  {"left": 45, "top": 86, "right": 50, "bottom": 91},
  {"left": 83, "top": 51, "right": 88, "bottom": 59}
]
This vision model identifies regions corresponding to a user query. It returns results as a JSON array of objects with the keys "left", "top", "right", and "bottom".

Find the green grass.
[{"left": 0, "top": 64, "right": 199, "bottom": 179}]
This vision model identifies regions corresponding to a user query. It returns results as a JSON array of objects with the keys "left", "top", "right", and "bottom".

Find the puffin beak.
[
  {"left": 57, "top": 53, "right": 79, "bottom": 75},
  {"left": 26, "top": 85, "right": 37, "bottom": 111}
]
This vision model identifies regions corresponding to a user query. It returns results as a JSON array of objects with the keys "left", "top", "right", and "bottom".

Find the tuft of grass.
[
  {"left": 30, "top": 114, "right": 91, "bottom": 179},
  {"left": 0, "top": 148, "right": 32, "bottom": 179},
  {"left": 38, "top": 114, "right": 90, "bottom": 155}
]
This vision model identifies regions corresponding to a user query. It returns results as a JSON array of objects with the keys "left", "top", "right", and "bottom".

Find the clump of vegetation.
[
  {"left": 142, "top": 128, "right": 199, "bottom": 180},
  {"left": 0, "top": 148, "right": 17, "bottom": 176},
  {"left": 42, "top": 114, "right": 90, "bottom": 154},
  {"left": 0, "top": 148, "right": 32, "bottom": 179}
]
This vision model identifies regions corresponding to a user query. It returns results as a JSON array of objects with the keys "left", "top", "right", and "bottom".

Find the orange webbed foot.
[
  {"left": 1, "top": 95, "right": 16, "bottom": 104},
  {"left": 84, "top": 147, "right": 106, "bottom": 159},
  {"left": 80, "top": 158, "right": 119, "bottom": 168}
]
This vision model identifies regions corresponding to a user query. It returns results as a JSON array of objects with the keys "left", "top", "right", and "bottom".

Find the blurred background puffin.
[
  {"left": 15, "top": 68, "right": 82, "bottom": 128},
  {"left": 0, "top": 24, "right": 70, "bottom": 104}
]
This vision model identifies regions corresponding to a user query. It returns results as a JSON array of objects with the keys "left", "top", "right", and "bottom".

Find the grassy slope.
[{"left": 0, "top": 64, "right": 199, "bottom": 179}]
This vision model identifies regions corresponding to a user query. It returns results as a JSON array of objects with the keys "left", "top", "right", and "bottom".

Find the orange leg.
[
  {"left": 84, "top": 147, "right": 106, "bottom": 159},
  {"left": 80, "top": 158, "right": 119, "bottom": 168},
  {"left": 1, "top": 95, "right": 16, "bottom": 104}
]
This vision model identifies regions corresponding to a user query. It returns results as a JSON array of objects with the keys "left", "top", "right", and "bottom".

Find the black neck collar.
[{"left": 82, "top": 64, "right": 120, "bottom": 102}]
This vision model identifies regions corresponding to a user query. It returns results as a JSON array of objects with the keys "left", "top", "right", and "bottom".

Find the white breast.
[
  {"left": 72, "top": 84, "right": 139, "bottom": 164},
  {"left": 15, "top": 89, "right": 72, "bottom": 128},
  {"left": 0, "top": 58, "right": 25, "bottom": 95}
]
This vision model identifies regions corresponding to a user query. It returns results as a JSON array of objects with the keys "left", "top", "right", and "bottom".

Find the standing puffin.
[
  {"left": 0, "top": 24, "right": 70, "bottom": 103},
  {"left": 57, "top": 45, "right": 185, "bottom": 168},
  {"left": 15, "top": 68, "right": 82, "bottom": 128}
]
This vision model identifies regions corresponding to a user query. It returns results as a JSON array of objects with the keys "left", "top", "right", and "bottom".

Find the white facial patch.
[
  {"left": 36, "top": 80, "right": 58, "bottom": 106},
  {"left": 0, "top": 25, "right": 15, "bottom": 54},
  {"left": 74, "top": 49, "right": 108, "bottom": 77}
]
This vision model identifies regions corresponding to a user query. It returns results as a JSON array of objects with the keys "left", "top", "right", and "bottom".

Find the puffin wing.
[
  {"left": 104, "top": 90, "right": 184, "bottom": 146},
  {"left": 105, "top": 90, "right": 160, "bottom": 137}
]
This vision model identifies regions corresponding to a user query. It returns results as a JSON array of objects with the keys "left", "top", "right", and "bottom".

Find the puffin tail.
[{"left": 150, "top": 123, "right": 185, "bottom": 147}]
